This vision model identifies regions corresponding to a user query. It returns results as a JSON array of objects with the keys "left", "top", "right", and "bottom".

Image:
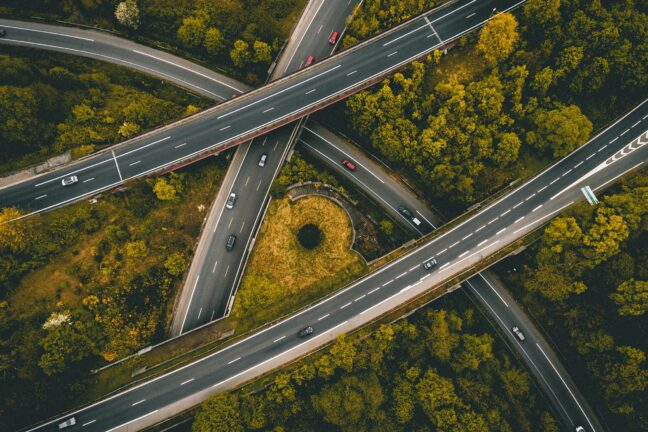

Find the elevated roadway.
[{"left": 0, "top": 0, "right": 525, "bottom": 218}]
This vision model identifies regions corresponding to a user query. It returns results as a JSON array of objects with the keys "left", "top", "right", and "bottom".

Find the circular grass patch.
[{"left": 297, "top": 223, "right": 322, "bottom": 249}]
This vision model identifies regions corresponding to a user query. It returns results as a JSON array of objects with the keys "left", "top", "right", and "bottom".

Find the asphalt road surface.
[
  {"left": 24, "top": 94, "right": 646, "bottom": 432},
  {"left": 0, "top": 0, "right": 524, "bottom": 218},
  {"left": 171, "top": 0, "right": 361, "bottom": 335}
]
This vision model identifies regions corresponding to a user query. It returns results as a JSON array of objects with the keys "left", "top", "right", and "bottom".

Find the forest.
[
  {"left": 193, "top": 295, "right": 556, "bottom": 432},
  {"left": 0, "top": 47, "right": 208, "bottom": 174},
  {"left": 338, "top": 0, "right": 648, "bottom": 213},
  {"left": 1, "top": 0, "right": 306, "bottom": 83},
  {"left": 501, "top": 171, "right": 647, "bottom": 431},
  {"left": 0, "top": 157, "right": 227, "bottom": 429}
]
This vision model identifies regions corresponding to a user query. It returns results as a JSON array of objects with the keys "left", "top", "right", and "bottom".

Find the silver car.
[
  {"left": 512, "top": 326, "right": 525, "bottom": 341},
  {"left": 58, "top": 417, "right": 76, "bottom": 429},
  {"left": 61, "top": 175, "right": 78, "bottom": 186},
  {"left": 258, "top": 153, "right": 268, "bottom": 167},
  {"left": 225, "top": 192, "right": 237, "bottom": 209}
]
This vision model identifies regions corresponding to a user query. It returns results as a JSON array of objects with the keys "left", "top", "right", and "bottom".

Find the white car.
[
  {"left": 61, "top": 175, "right": 78, "bottom": 186},
  {"left": 258, "top": 153, "right": 268, "bottom": 167},
  {"left": 512, "top": 326, "right": 525, "bottom": 341},
  {"left": 58, "top": 417, "right": 76, "bottom": 429}
]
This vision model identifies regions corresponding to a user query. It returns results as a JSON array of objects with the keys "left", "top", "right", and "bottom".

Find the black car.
[
  {"left": 398, "top": 205, "right": 413, "bottom": 218},
  {"left": 226, "top": 234, "right": 237, "bottom": 251},
  {"left": 0, "top": 29, "right": 6, "bottom": 38},
  {"left": 298, "top": 326, "right": 314, "bottom": 337}
]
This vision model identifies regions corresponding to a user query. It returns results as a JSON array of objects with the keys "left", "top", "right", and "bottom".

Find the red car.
[
  {"left": 304, "top": 55, "right": 315, "bottom": 67},
  {"left": 329, "top": 31, "right": 339, "bottom": 45},
  {"left": 341, "top": 159, "right": 356, "bottom": 171}
]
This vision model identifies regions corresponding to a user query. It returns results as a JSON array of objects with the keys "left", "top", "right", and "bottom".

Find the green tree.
[
  {"left": 610, "top": 279, "right": 648, "bottom": 317},
  {"left": 329, "top": 335, "right": 357, "bottom": 372},
  {"left": 523, "top": 0, "right": 561, "bottom": 25},
  {"left": 526, "top": 104, "right": 593, "bottom": 157},
  {"left": 492, "top": 132, "right": 521, "bottom": 165},
  {"left": 311, "top": 373, "right": 384, "bottom": 431},
  {"left": 125, "top": 240, "right": 148, "bottom": 258},
  {"left": 230, "top": 40, "right": 252, "bottom": 68},
  {"left": 416, "top": 368, "right": 459, "bottom": 420},
  {"left": 193, "top": 392, "right": 243, "bottom": 432},
  {"left": 204, "top": 28, "right": 225, "bottom": 55},
  {"left": 118, "top": 121, "right": 140, "bottom": 138},
  {"left": 253, "top": 41, "right": 273, "bottom": 64},
  {"left": 39, "top": 315, "right": 98, "bottom": 375},
  {"left": 582, "top": 207, "right": 629, "bottom": 265},
  {"left": 178, "top": 16, "right": 207, "bottom": 47},
  {"left": 476, "top": 13, "right": 519, "bottom": 66},
  {"left": 391, "top": 378, "right": 415, "bottom": 424},
  {"left": 453, "top": 333, "right": 494, "bottom": 372},
  {"left": 425, "top": 309, "right": 460, "bottom": 362},
  {"left": 152, "top": 177, "right": 178, "bottom": 201},
  {"left": 164, "top": 252, "right": 188, "bottom": 277},
  {"left": 0, "top": 207, "right": 30, "bottom": 251}
]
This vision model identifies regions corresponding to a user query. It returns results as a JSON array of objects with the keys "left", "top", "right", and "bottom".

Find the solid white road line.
[
  {"left": 178, "top": 276, "right": 200, "bottom": 334},
  {"left": 117, "top": 136, "right": 172, "bottom": 159},
  {"left": 416, "top": 210, "right": 436, "bottom": 228},
  {"left": 439, "top": 240, "right": 499, "bottom": 274},
  {"left": 536, "top": 344, "right": 598, "bottom": 432},
  {"left": 111, "top": 150, "right": 123, "bottom": 181},
  {"left": 218, "top": 64, "right": 341, "bottom": 120},
  {"left": 478, "top": 274, "right": 509, "bottom": 308},
  {"left": 105, "top": 410, "right": 159, "bottom": 432},
  {"left": 282, "top": 0, "right": 327, "bottom": 73},
  {"left": 513, "top": 201, "right": 575, "bottom": 234},
  {"left": 132, "top": 49, "right": 243, "bottom": 92},
  {"left": 303, "top": 127, "right": 386, "bottom": 184},
  {"left": 3, "top": 24, "right": 94, "bottom": 41}
]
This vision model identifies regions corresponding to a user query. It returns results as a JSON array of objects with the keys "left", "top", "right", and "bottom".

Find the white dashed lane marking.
[{"left": 318, "top": 314, "right": 330, "bottom": 321}]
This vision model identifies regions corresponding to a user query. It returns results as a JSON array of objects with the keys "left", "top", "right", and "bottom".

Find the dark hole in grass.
[{"left": 297, "top": 223, "right": 322, "bottom": 250}]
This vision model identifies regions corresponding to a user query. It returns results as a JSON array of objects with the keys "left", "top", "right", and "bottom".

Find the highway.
[
  {"left": 24, "top": 89, "right": 646, "bottom": 431},
  {"left": 0, "top": 4, "right": 634, "bottom": 430},
  {"left": 0, "top": 0, "right": 524, "bottom": 219},
  {"left": 171, "top": 0, "right": 361, "bottom": 334}
]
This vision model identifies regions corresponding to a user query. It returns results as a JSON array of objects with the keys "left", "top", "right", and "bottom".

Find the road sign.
[{"left": 580, "top": 185, "right": 598, "bottom": 205}]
